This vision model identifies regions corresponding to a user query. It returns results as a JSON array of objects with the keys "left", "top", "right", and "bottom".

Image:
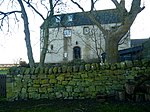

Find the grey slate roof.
[
  {"left": 41, "top": 9, "right": 122, "bottom": 28},
  {"left": 131, "top": 39, "right": 149, "bottom": 47}
]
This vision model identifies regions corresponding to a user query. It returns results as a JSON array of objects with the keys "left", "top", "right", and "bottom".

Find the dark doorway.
[{"left": 73, "top": 46, "right": 81, "bottom": 59}]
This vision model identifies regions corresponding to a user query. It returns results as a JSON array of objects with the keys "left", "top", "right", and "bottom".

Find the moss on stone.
[
  {"left": 58, "top": 67, "right": 62, "bottom": 73},
  {"left": 125, "top": 61, "right": 133, "bottom": 68},
  {"left": 53, "top": 67, "right": 58, "bottom": 74},
  {"left": 67, "top": 66, "right": 73, "bottom": 73},
  {"left": 49, "top": 67, "right": 53, "bottom": 74},
  {"left": 79, "top": 65, "right": 85, "bottom": 72},
  {"left": 62, "top": 66, "right": 67, "bottom": 73},
  {"left": 49, "top": 79, "right": 57, "bottom": 84},
  {"left": 45, "top": 67, "right": 49, "bottom": 74},
  {"left": 35, "top": 67, "right": 40, "bottom": 74},
  {"left": 85, "top": 64, "right": 91, "bottom": 71},
  {"left": 56, "top": 74, "right": 65, "bottom": 81},
  {"left": 73, "top": 65, "right": 79, "bottom": 72}
]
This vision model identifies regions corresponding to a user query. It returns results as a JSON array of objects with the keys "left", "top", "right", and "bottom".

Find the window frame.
[
  {"left": 68, "top": 15, "right": 73, "bottom": 22},
  {"left": 63, "top": 29, "right": 72, "bottom": 37},
  {"left": 83, "top": 27, "right": 90, "bottom": 35}
]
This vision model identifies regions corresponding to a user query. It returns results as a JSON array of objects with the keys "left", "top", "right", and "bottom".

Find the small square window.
[
  {"left": 55, "top": 16, "right": 61, "bottom": 23},
  {"left": 64, "top": 29, "right": 72, "bottom": 37},
  {"left": 68, "top": 15, "right": 73, "bottom": 22},
  {"left": 83, "top": 27, "right": 90, "bottom": 35}
]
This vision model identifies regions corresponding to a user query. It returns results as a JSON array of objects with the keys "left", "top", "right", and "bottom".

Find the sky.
[{"left": 0, "top": 0, "right": 150, "bottom": 64}]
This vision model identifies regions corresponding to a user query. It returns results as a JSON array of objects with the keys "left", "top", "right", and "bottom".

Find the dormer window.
[
  {"left": 68, "top": 15, "right": 73, "bottom": 22},
  {"left": 55, "top": 16, "right": 61, "bottom": 23}
]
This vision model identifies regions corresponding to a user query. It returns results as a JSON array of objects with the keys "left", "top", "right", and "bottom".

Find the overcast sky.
[{"left": 0, "top": 0, "right": 149, "bottom": 64}]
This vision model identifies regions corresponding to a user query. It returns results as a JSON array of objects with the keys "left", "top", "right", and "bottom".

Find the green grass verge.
[{"left": 0, "top": 99, "right": 150, "bottom": 112}]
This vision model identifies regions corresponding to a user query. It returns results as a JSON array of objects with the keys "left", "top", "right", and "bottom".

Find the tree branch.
[
  {"left": 0, "top": 11, "right": 21, "bottom": 30},
  {"left": 23, "top": 0, "right": 45, "bottom": 20},
  {"left": 70, "top": 0, "right": 107, "bottom": 36},
  {"left": 70, "top": 0, "right": 85, "bottom": 12},
  {"left": 130, "top": 0, "right": 145, "bottom": 14}
]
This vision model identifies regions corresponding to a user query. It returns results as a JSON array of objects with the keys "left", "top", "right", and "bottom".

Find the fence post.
[{"left": 0, "top": 75, "right": 6, "bottom": 98}]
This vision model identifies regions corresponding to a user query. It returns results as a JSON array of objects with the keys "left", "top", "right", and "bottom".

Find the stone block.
[
  {"left": 39, "top": 67, "right": 44, "bottom": 74},
  {"left": 30, "top": 68, "right": 35, "bottom": 74},
  {"left": 48, "top": 93, "right": 55, "bottom": 99},
  {"left": 35, "top": 67, "right": 40, "bottom": 74},
  {"left": 66, "top": 86, "right": 73, "bottom": 92},
  {"left": 40, "top": 94, "right": 48, "bottom": 99},
  {"left": 41, "top": 84, "right": 49, "bottom": 87},
  {"left": 85, "top": 64, "right": 91, "bottom": 71},
  {"left": 68, "top": 81, "right": 76, "bottom": 86},
  {"left": 81, "top": 74, "right": 88, "bottom": 78},
  {"left": 47, "top": 87, "right": 53, "bottom": 92},
  {"left": 125, "top": 61, "right": 133, "bottom": 68},
  {"left": 49, "top": 79, "right": 57, "bottom": 84},
  {"left": 58, "top": 67, "right": 62, "bottom": 73},
  {"left": 33, "top": 84, "right": 40, "bottom": 88},
  {"left": 62, "top": 81, "right": 68, "bottom": 85},
  {"left": 45, "top": 67, "right": 49, "bottom": 74},
  {"left": 73, "top": 65, "right": 79, "bottom": 72},
  {"left": 28, "top": 87, "right": 38, "bottom": 92},
  {"left": 55, "top": 92, "right": 62, "bottom": 98},
  {"left": 39, "top": 87, "right": 47, "bottom": 93},
  {"left": 40, "top": 79, "right": 49, "bottom": 84},
  {"left": 79, "top": 65, "right": 85, "bottom": 72},
  {"left": 24, "top": 68, "right": 31, "bottom": 75},
  {"left": 28, "top": 92, "right": 40, "bottom": 99},
  {"left": 88, "top": 86, "right": 96, "bottom": 92},
  {"left": 62, "top": 92, "right": 69, "bottom": 97},
  {"left": 49, "top": 68, "right": 53, "bottom": 74},
  {"left": 120, "top": 62, "right": 126, "bottom": 69},
  {"left": 62, "top": 66, "right": 67, "bottom": 73},
  {"left": 53, "top": 67, "right": 58, "bottom": 74},
  {"left": 74, "top": 87, "right": 80, "bottom": 93},
  {"left": 57, "top": 74, "right": 65, "bottom": 81},
  {"left": 33, "top": 79, "right": 40, "bottom": 84},
  {"left": 48, "top": 75, "right": 55, "bottom": 79},
  {"left": 67, "top": 66, "right": 73, "bottom": 73}
]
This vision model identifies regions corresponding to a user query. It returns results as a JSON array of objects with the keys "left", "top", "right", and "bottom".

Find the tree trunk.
[
  {"left": 39, "top": 0, "right": 54, "bottom": 67},
  {"left": 39, "top": 21, "right": 49, "bottom": 67},
  {"left": 18, "top": 0, "right": 35, "bottom": 67},
  {"left": 105, "top": 36, "right": 119, "bottom": 63}
]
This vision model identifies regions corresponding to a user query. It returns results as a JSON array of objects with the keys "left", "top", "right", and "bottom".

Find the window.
[
  {"left": 68, "top": 15, "right": 73, "bottom": 22},
  {"left": 55, "top": 16, "right": 61, "bottom": 23},
  {"left": 63, "top": 29, "right": 72, "bottom": 37},
  {"left": 50, "top": 45, "right": 53, "bottom": 50},
  {"left": 83, "top": 27, "right": 90, "bottom": 35},
  {"left": 73, "top": 46, "right": 81, "bottom": 59}
]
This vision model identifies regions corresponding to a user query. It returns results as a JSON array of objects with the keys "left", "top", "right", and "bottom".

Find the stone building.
[{"left": 40, "top": 9, "right": 130, "bottom": 63}]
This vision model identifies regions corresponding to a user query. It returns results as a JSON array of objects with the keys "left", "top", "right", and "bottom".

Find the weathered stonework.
[{"left": 7, "top": 60, "right": 150, "bottom": 101}]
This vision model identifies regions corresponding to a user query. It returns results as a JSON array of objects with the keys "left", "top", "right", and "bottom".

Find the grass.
[
  {"left": 0, "top": 99, "right": 150, "bottom": 112},
  {"left": 0, "top": 68, "right": 9, "bottom": 75}
]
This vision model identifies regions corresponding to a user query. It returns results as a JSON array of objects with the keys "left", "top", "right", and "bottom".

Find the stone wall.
[{"left": 7, "top": 60, "right": 150, "bottom": 100}]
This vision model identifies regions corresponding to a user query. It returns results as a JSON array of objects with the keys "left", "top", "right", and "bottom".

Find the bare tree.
[
  {"left": 0, "top": 0, "right": 62, "bottom": 67},
  {"left": 0, "top": 1, "right": 35, "bottom": 67},
  {"left": 17, "top": 0, "right": 35, "bottom": 67},
  {"left": 71, "top": 0, "right": 145, "bottom": 63}
]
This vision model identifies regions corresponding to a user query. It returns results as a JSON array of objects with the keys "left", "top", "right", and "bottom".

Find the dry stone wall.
[{"left": 7, "top": 60, "right": 150, "bottom": 100}]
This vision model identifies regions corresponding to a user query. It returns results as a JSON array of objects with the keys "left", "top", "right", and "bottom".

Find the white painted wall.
[{"left": 41, "top": 23, "right": 130, "bottom": 63}]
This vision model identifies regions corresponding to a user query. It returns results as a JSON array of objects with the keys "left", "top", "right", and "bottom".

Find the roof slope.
[
  {"left": 41, "top": 9, "right": 122, "bottom": 28},
  {"left": 131, "top": 39, "right": 149, "bottom": 47}
]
